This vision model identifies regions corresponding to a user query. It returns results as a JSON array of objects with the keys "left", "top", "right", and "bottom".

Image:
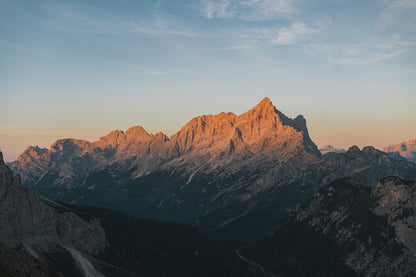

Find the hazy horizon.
[{"left": 1, "top": 0, "right": 415, "bottom": 161}]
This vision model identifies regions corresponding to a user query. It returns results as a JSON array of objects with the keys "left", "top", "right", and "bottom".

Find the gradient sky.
[{"left": 1, "top": 0, "right": 416, "bottom": 161}]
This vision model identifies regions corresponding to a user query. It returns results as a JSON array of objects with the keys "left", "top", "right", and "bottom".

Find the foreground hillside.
[
  {"left": 66, "top": 205, "right": 259, "bottom": 277},
  {"left": 243, "top": 177, "right": 416, "bottom": 276},
  {"left": 0, "top": 151, "right": 258, "bottom": 276}
]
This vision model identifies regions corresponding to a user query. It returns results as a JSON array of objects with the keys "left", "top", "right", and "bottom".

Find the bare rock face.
[
  {"left": 0, "top": 152, "right": 106, "bottom": 276},
  {"left": 384, "top": 138, "right": 416, "bottom": 163},
  {"left": 166, "top": 97, "right": 321, "bottom": 177},
  {"left": 278, "top": 177, "right": 416, "bottom": 276},
  {"left": 372, "top": 177, "right": 416, "bottom": 259}
]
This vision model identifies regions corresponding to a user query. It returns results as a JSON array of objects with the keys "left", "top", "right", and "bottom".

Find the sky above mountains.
[{"left": 1, "top": 0, "right": 415, "bottom": 161}]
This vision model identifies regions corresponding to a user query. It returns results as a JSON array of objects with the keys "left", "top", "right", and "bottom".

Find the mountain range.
[
  {"left": 10, "top": 97, "right": 416, "bottom": 241},
  {"left": 3, "top": 97, "right": 416, "bottom": 276},
  {"left": 3, "top": 151, "right": 416, "bottom": 276}
]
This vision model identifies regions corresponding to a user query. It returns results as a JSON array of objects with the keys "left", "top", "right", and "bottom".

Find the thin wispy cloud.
[
  {"left": 377, "top": 36, "right": 415, "bottom": 50},
  {"left": 200, "top": 0, "right": 236, "bottom": 19},
  {"left": 199, "top": 0, "right": 297, "bottom": 20},
  {"left": 305, "top": 36, "right": 414, "bottom": 66},
  {"left": 233, "top": 21, "right": 324, "bottom": 49},
  {"left": 377, "top": 0, "right": 416, "bottom": 32},
  {"left": 267, "top": 22, "right": 321, "bottom": 45},
  {"left": 372, "top": 48, "right": 410, "bottom": 62},
  {"left": 40, "top": 2, "right": 200, "bottom": 38},
  {"left": 243, "top": 0, "right": 297, "bottom": 17}
]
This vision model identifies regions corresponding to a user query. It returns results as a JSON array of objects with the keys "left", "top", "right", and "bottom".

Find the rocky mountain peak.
[
  {"left": 92, "top": 130, "right": 124, "bottom": 150},
  {"left": 17, "top": 146, "right": 48, "bottom": 163},
  {"left": 384, "top": 138, "right": 416, "bottom": 163},
  {"left": 155, "top": 131, "right": 170, "bottom": 141},
  {"left": 252, "top": 97, "right": 274, "bottom": 111},
  {"left": 50, "top": 138, "right": 89, "bottom": 152},
  {"left": 239, "top": 97, "right": 280, "bottom": 124},
  {"left": 124, "top": 125, "right": 149, "bottom": 137},
  {"left": 319, "top": 145, "right": 347, "bottom": 156},
  {"left": 171, "top": 112, "right": 237, "bottom": 153},
  {"left": 347, "top": 145, "right": 361, "bottom": 153},
  {"left": 362, "top": 146, "right": 378, "bottom": 154}
]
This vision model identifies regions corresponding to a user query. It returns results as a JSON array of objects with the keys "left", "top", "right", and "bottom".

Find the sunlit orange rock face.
[
  {"left": 167, "top": 97, "right": 320, "bottom": 172},
  {"left": 11, "top": 97, "right": 321, "bottom": 189}
]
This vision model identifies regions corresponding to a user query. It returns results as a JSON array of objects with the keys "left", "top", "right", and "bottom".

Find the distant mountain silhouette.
[{"left": 384, "top": 138, "right": 416, "bottom": 163}]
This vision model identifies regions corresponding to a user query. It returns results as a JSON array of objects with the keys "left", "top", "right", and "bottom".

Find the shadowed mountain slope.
[{"left": 243, "top": 176, "right": 416, "bottom": 276}]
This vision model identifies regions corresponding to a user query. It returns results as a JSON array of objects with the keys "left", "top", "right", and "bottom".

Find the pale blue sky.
[{"left": 1, "top": 0, "right": 415, "bottom": 161}]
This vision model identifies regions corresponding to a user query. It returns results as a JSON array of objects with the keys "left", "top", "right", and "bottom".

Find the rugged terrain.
[
  {"left": 384, "top": 138, "right": 416, "bottom": 163},
  {"left": 196, "top": 145, "right": 416, "bottom": 240},
  {"left": 10, "top": 98, "right": 416, "bottom": 241},
  {"left": 0, "top": 151, "right": 258, "bottom": 276},
  {"left": 0, "top": 151, "right": 106, "bottom": 276},
  {"left": 243, "top": 176, "right": 416, "bottom": 276}
]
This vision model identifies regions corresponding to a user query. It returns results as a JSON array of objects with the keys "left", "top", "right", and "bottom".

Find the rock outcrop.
[
  {"left": 384, "top": 138, "right": 416, "bottom": 163},
  {"left": 244, "top": 176, "right": 416, "bottom": 276},
  {"left": 0, "top": 151, "right": 106, "bottom": 276}
]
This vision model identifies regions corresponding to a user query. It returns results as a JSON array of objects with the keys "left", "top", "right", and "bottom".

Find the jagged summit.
[
  {"left": 168, "top": 97, "right": 320, "bottom": 160},
  {"left": 11, "top": 97, "right": 322, "bottom": 207},
  {"left": 251, "top": 97, "right": 275, "bottom": 111}
]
